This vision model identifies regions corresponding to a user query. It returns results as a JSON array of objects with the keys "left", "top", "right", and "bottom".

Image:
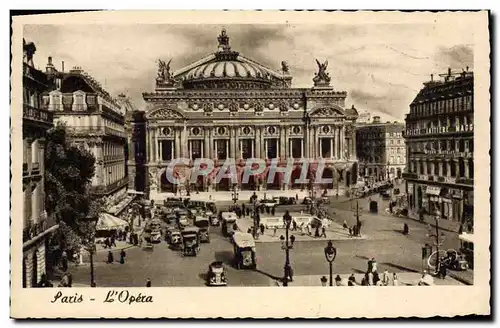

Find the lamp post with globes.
[
  {"left": 281, "top": 211, "right": 295, "bottom": 286},
  {"left": 324, "top": 240, "right": 337, "bottom": 286}
]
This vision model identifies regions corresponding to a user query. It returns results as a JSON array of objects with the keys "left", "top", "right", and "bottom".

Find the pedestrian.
[
  {"left": 335, "top": 275, "right": 342, "bottom": 286},
  {"left": 67, "top": 273, "right": 73, "bottom": 287},
  {"left": 367, "top": 258, "right": 374, "bottom": 273},
  {"left": 242, "top": 204, "right": 246, "bottom": 216},
  {"left": 392, "top": 273, "right": 399, "bottom": 286},
  {"left": 295, "top": 193, "right": 298, "bottom": 201},
  {"left": 382, "top": 269, "right": 390, "bottom": 286},
  {"left": 292, "top": 220, "right": 297, "bottom": 231},
  {"left": 403, "top": 223, "right": 409, "bottom": 235},
  {"left": 348, "top": 226, "right": 352, "bottom": 237},
  {"left": 314, "top": 226, "right": 320, "bottom": 238},
  {"left": 146, "top": 278, "right": 151, "bottom": 287},
  {"left": 61, "top": 250, "right": 68, "bottom": 272},
  {"left": 107, "top": 251, "right": 114, "bottom": 264},
  {"left": 342, "top": 220, "right": 348, "bottom": 230},
  {"left": 120, "top": 249, "right": 126, "bottom": 264},
  {"left": 58, "top": 273, "right": 69, "bottom": 287},
  {"left": 273, "top": 227, "right": 277, "bottom": 237},
  {"left": 348, "top": 274, "right": 356, "bottom": 285},
  {"left": 247, "top": 228, "right": 252, "bottom": 234},
  {"left": 321, "top": 226, "right": 327, "bottom": 238},
  {"left": 260, "top": 224, "right": 265, "bottom": 235},
  {"left": 111, "top": 235, "right": 116, "bottom": 247}
]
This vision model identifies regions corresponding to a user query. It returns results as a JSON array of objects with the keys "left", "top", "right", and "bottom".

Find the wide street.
[{"left": 70, "top": 184, "right": 471, "bottom": 287}]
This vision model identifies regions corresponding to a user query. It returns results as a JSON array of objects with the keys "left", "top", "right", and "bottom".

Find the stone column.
[
  {"left": 174, "top": 128, "right": 181, "bottom": 158},
  {"left": 255, "top": 126, "right": 261, "bottom": 159},
  {"left": 151, "top": 127, "right": 157, "bottom": 162},
  {"left": 264, "top": 139, "right": 268, "bottom": 159},
  {"left": 310, "top": 126, "right": 315, "bottom": 158},
  {"left": 340, "top": 126, "right": 345, "bottom": 160},
  {"left": 208, "top": 127, "right": 213, "bottom": 160},
  {"left": 455, "top": 160, "right": 460, "bottom": 178},
  {"left": 234, "top": 126, "right": 240, "bottom": 160},
  {"left": 446, "top": 160, "right": 451, "bottom": 177},
  {"left": 280, "top": 126, "right": 286, "bottom": 158},
  {"left": 301, "top": 139, "right": 304, "bottom": 158},
  {"left": 464, "top": 159, "right": 469, "bottom": 178},
  {"left": 330, "top": 138, "right": 334, "bottom": 159},
  {"left": 145, "top": 127, "right": 151, "bottom": 164}
]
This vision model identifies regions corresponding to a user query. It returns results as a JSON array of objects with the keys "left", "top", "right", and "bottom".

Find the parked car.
[
  {"left": 206, "top": 261, "right": 228, "bottom": 286},
  {"left": 302, "top": 197, "right": 313, "bottom": 205}
]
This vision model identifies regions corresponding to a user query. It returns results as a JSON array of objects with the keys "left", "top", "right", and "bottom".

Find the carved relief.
[
  {"left": 149, "top": 167, "right": 158, "bottom": 190},
  {"left": 228, "top": 102, "right": 239, "bottom": 113},
  {"left": 203, "top": 102, "right": 214, "bottom": 113},
  {"left": 253, "top": 101, "right": 263, "bottom": 112},
  {"left": 149, "top": 108, "right": 184, "bottom": 120},
  {"left": 310, "top": 107, "right": 344, "bottom": 118},
  {"left": 279, "top": 101, "right": 289, "bottom": 112}
]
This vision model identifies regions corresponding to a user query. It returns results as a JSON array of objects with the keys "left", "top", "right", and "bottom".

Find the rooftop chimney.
[
  {"left": 373, "top": 116, "right": 381, "bottom": 124},
  {"left": 448, "top": 67, "right": 452, "bottom": 76},
  {"left": 46, "top": 56, "right": 55, "bottom": 74},
  {"left": 62, "top": 61, "right": 65, "bottom": 72},
  {"left": 431, "top": 74, "right": 433, "bottom": 81},
  {"left": 466, "top": 66, "right": 469, "bottom": 72}
]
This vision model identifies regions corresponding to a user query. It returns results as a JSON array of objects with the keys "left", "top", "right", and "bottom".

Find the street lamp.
[
  {"left": 83, "top": 216, "right": 99, "bottom": 287},
  {"left": 232, "top": 183, "right": 239, "bottom": 205},
  {"left": 252, "top": 198, "right": 260, "bottom": 240},
  {"left": 281, "top": 211, "right": 294, "bottom": 287},
  {"left": 324, "top": 240, "right": 337, "bottom": 286},
  {"left": 434, "top": 208, "right": 442, "bottom": 273}
]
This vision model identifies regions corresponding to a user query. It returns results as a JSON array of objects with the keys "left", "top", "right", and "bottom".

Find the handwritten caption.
[{"left": 51, "top": 290, "right": 153, "bottom": 305}]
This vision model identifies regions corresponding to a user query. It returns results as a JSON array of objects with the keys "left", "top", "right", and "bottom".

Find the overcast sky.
[{"left": 23, "top": 23, "right": 473, "bottom": 121}]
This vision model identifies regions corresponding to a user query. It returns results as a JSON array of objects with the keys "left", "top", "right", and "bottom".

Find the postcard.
[{"left": 10, "top": 10, "right": 490, "bottom": 318}]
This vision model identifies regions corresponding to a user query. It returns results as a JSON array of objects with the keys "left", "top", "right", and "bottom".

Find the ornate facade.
[
  {"left": 356, "top": 117, "right": 406, "bottom": 183},
  {"left": 22, "top": 39, "right": 58, "bottom": 287},
  {"left": 131, "top": 29, "right": 359, "bottom": 198},
  {"left": 403, "top": 68, "right": 474, "bottom": 226},
  {"left": 42, "top": 62, "right": 129, "bottom": 204}
]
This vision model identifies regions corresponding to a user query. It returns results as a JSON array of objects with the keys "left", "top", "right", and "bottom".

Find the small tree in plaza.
[{"left": 45, "top": 123, "right": 105, "bottom": 255}]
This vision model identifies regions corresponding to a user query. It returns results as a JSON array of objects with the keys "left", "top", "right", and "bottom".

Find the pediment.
[
  {"left": 309, "top": 105, "right": 345, "bottom": 118},
  {"left": 147, "top": 107, "right": 185, "bottom": 120}
]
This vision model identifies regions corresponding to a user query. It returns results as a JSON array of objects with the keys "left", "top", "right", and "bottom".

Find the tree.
[{"left": 44, "top": 123, "right": 104, "bottom": 253}]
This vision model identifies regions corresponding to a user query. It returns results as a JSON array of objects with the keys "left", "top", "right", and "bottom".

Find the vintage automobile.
[
  {"left": 206, "top": 261, "right": 228, "bottom": 286},
  {"left": 459, "top": 233, "right": 475, "bottom": 270},
  {"left": 220, "top": 212, "right": 238, "bottom": 237},
  {"left": 194, "top": 216, "right": 211, "bottom": 243},
  {"left": 150, "top": 230, "right": 162, "bottom": 244},
  {"left": 278, "top": 196, "right": 297, "bottom": 205},
  {"left": 321, "top": 196, "right": 330, "bottom": 204},
  {"left": 232, "top": 232, "right": 257, "bottom": 270},
  {"left": 169, "top": 231, "right": 182, "bottom": 249},
  {"left": 302, "top": 197, "right": 313, "bottom": 205},
  {"left": 261, "top": 199, "right": 278, "bottom": 208},
  {"left": 181, "top": 227, "right": 200, "bottom": 256},
  {"left": 443, "top": 250, "right": 469, "bottom": 271}
]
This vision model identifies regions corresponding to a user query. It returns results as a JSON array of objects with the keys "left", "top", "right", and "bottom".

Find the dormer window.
[
  {"left": 49, "top": 90, "right": 62, "bottom": 111},
  {"left": 72, "top": 90, "right": 87, "bottom": 111}
]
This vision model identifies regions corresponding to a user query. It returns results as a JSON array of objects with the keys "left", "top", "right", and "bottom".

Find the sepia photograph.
[{"left": 10, "top": 10, "right": 490, "bottom": 318}]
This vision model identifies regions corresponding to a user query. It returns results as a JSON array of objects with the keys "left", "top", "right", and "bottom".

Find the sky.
[{"left": 23, "top": 23, "right": 474, "bottom": 121}]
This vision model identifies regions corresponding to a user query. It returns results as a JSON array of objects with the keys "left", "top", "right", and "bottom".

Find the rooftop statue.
[
  {"left": 157, "top": 59, "right": 174, "bottom": 85},
  {"left": 313, "top": 59, "right": 331, "bottom": 86},
  {"left": 281, "top": 61, "right": 290, "bottom": 75}
]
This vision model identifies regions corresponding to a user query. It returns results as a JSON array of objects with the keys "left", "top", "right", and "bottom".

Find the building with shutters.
[
  {"left": 22, "top": 39, "right": 58, "bottom": 287},
  {"left": 356, "top": 117, "right": 406, "bottom": 184},
  {"left": 130, "top": 29, "right": 359, "bottom": 198},
  {"left": 403, "top": 68, "right": 474, "bottom": 227}
]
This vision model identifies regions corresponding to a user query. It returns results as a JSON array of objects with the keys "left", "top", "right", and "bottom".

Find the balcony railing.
[
  {"left": 23, "top": 216, "right": 58, "bottom": 243},
  {"left": 23, "top": 104, "right": 53, "bottom": 125},
  {"left": 456, "top": 178, "right": 474, "bottom": 186}
]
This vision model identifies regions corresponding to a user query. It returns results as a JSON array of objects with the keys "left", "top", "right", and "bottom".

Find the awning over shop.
[
  {"left": 96, "top": 213, "right": 129, "bottom": 231},
  {"left": 459, "top": 233, "right": 475, "bottom": 244},
  {"left": 426, "top": 186, "right": 441, "bottom": 196}
]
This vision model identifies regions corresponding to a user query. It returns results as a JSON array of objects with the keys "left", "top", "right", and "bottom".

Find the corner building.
[
  {"left": 42, "top": 63, "right": 129, "bottom": 204},
  {"left": 403, "top": 69, "right": 474, "bottom": 226},
  {"left": 22, "top": 39, "right": 58, "bottom": 287},
  {"left": 133, "top": 30, "right": 359, "bottom": 198}
]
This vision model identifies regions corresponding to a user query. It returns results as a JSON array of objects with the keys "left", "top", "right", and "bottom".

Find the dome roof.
[
  {"left": 168, "top": 29, "right": 290, "bottom": 90},
  {"left": 185, "top": 60, "right": 270, "bottom": 80}
]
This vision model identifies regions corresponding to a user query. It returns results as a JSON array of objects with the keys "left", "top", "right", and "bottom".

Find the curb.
[{"left": 448, "top": 272, "right": 473, "bottom": 286}]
